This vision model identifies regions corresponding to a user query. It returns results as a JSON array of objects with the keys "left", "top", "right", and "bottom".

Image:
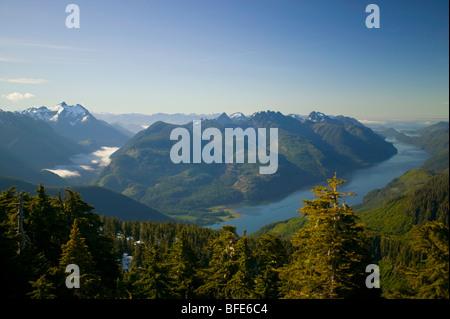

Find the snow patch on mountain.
[
  {"left": 24, "top": 102, "right": 91, "bottom": 126},
  {"left": 229, "top": 112, "right": 247, "bottom": 121}
]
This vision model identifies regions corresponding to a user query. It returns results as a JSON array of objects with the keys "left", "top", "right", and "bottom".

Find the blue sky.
[{"left": 0, "top": 0, "right": 448, "bottom": 120}]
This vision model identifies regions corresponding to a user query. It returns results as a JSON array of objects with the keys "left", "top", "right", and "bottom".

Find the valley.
[
  {"left": 0, "top": 102, "right": 447, "bottom": 227},
  {"left": 0, "top": 103, "right": 448, "bottom": 301}
]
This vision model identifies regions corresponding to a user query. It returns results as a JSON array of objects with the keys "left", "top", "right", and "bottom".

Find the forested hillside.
[
  {"left": 379, "top": 121, "right": 449, "bottom": 171},
  {"left": 252, "top": 169, "right": 449, "bottom": 298},
  {"left": 1, "top": 173, "right": 447, "bottom": 299},
  {"left": 96, "top": 111, "right": 396, "bottom": 224},
  {"left": 0, "top": 175, "right": 172, "bottom": 222}
]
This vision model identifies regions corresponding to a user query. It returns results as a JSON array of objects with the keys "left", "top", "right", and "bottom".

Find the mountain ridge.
[
  {"left": 23, "top": 102, "right": 130, "bottom": 149},
  {"left": 96, "top": 110, "right": 397, "bottom": 224}
]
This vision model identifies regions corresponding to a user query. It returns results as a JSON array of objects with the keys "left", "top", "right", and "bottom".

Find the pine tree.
[
  {"left": 59, "top": 218, "right": 100, "bottom": 298},
  {"left": 28, "top": 184, "right": 59, "bottom": 265},
  {"left": 169, "top": 230, "right": 199, "bottom": 298},
  {"left": 132, "top": 243, "right": 173, "bottom": 299},
  {"left": 227, "top": 230, "right": 255, "bottom": 298},
  {"left": 404, "top": 221, "right": 449, "bottom": 298},
  {"left": 196, "top": 225, "right": 239, "bottom": 298},
  {"left": 0, "top": 187, "right": 23, "bottom": 298},
  {"left": 280, "top": 173, "right": 373, "bottom": 299},
  {"left": 27, "top": 274, "right": 56, "bottom": 299},
  {"left": 253, "top": 233, "right": 288, "bottom": 299}
]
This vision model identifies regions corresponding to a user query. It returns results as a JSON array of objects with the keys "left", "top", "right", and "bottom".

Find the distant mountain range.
[
  {"left": 2, "top": 102, "right": 447, "bottom": 226},
  {"left": 94, "top": 111, "right": 221, "bottom": 134},
  {"left": 24, "top": 102, "right": 130, "bottom": 149},
  {"left": 378, "top": 121, "right": 449, "bottom": 171},
  {"left": 94, "top": 110, "right": 340, "bottom": 134},
  {"left": 96, "top": 110, "right": 397, "bottom": 224},
  {"left": 1, "top": 102, "right": 130, "bottom": 185}
]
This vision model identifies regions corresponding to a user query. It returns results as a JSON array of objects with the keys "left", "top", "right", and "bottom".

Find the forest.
[{"left": 0, "top": 173, "right": 448, "bottom": 300}]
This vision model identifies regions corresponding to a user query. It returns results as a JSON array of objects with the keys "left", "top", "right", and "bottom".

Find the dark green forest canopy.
[{"left": 1, "top": 171, "right": 447, "bottom": 299}]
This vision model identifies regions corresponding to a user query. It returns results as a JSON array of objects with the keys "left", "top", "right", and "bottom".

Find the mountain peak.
[
  {"left": 215, "top": 112, "right": 233, "bottom": 124},
  {"left": 24, "top": 102, "right": 92, "bottom": 126},
  {"left": 307, "top": 111, "right": 329, "bottom": 122}
]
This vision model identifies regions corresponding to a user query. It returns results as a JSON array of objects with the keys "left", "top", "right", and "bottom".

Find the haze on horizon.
[{"left": 0, "top": 0, "right": 448, "bottom": 120}]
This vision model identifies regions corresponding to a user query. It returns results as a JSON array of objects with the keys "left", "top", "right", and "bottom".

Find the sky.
[{"left": 0, "top": 0, "right": 448, "bottom": 120}]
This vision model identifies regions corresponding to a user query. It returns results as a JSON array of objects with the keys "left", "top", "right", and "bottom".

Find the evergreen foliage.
[
  {"left": 279, "top": 173, "right": 374, "bottom": 299},
  {"left": 1, "top": 173, "right": 447, "bottom": 299}
]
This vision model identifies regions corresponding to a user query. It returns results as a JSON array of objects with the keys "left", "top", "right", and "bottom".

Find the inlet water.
[{"left": 210, "top": 139, "right": 430, "bottom": 235}]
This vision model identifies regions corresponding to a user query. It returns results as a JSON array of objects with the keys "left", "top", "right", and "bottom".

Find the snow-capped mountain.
[
  {"left": 307, "top": 111, "right": 329, "bottom": 122},
  {"left": 229, "top": 112, "right": 248, "bottom": 121},
  {"left": 23, "top": 102, "right": 130, "bottom": 149},
  {"left": 23, "top": 102, "right": 93, "bottom": 126},
  {"left": 288, "top": 114, "right": 308, "bottom": 121}
]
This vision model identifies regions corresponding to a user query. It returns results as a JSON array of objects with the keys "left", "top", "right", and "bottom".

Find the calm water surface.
[{"left": 210, "top": 139, "right": 430, "bottom": 235}]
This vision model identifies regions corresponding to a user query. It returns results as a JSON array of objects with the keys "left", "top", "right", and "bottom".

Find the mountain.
[
  {"left": 251, "top": 168, "right": 449, "bottom": 239},
  {"left": 96, "top": 110, "right": 397, "bottom": 224},
  {"left": 0, "top": 109, "right": 90, "bottom": 185},
  {"left": 23, "top": 102, "right": 130, "bottom": 149},
  {"left": 94, "top": 111, "right": 220, "bottom": 134},
  {"left": 379, "top": 121, "right": 449, "bottom": 171},
  {"left": 0, "top": 175, "right": 172, "bottom": 222},
  {"left": 252, "top": 120, "right": 449, "bottom": 238},
  {"left": 229, "top": 112, "right": 248, "bottom": 122}
]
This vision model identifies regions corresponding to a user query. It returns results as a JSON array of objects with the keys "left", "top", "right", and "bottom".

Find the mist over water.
[
  {"left": 43, "top": 146, "right": 119, "bottom": 179},
  {"left": 211, "top": 139, "right": 430, "bottom": 235}
]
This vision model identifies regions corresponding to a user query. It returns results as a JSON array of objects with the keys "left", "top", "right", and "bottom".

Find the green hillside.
[
  {"left": 96, "top": 111, "right": 396, "bottom": 224},
  {"left": 251, "top": 168, "right": 449, "bottom": 298},
  {"left": 379, "top": 121, "right": 449, "bottom": 171},
  {"left": 0, "top": 110, "right": 87, "bottom": 186},
  {"left": 0, "top": 175, "right": 172, "bottom": 222}
]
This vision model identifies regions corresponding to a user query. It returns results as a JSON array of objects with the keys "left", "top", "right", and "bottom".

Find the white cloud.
[
  {"left": 0, "top": 77, "right": 47, "bottom": 84},
  {"left": 43, "top": 146, "right": 119, "bottom": 179},
  {"left": 1, "top": 92, "right": 35, "bottom": 101},
  {"left": 43, "top": 169, "right": 80, "bottom": 178},
  {"left": 359, "top": 119, "right": 387, "bottom": 125}
]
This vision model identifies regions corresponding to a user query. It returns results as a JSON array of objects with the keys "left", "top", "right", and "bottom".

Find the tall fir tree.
[
  {"left": 403, "top": 221, "right": 449, "bottom": 299},
  {"left": 59, "top": 218, "right": 101, "bottom": 299},
  {"left": 168, "top": 229, "right": 200, "bottom": 298},
  {"left": 196, "top": 226, "right": 239, "bottom": 298},
  {"left": 28, "top": 184, "right": 59, "bottom": 265},
  {"left": 280, "top": 173, "right": 374, "bottom": 299},
  {"left": 253, "top": 233, "right": 288, "bottom": 299},
  {"left": 227, "top": 230, "right": 255, "bottom": 298},
  {"left": 131, "top": 243, "right": 173, "bottom": 299}
]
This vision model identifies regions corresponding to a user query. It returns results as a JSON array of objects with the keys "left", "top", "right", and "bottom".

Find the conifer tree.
[
  {"left": 196, "top": 225, "right": 239, "bottom": 298},
  {"left": 169, "top": 230, "right": 199, "bottom": 298},
  {"left": 227, "top": 230, "right": 255, "bottom": 298},
  {"left": 0, "top": 187, "right": 23, "bottom": 298},
  {"left": 27, "top": 274, "right": 56, "bottom": 299},
  {"left": 59, "top": 218, "right": 101, "bottom": 298},
  {"left": 28, "top": 184, "right": 59, "bottom": 264},
  {"left": 253, "top": 233, "right": 288, "bottom": 299},
  {"left": 132, "top": 243, "right": 173, "bottom": 298},
  {"left": 280, "top": 173, "right": 373, "bottom": 299},
  {"left": 404, "top": 221, "right": 449, "bottom": 299}
]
